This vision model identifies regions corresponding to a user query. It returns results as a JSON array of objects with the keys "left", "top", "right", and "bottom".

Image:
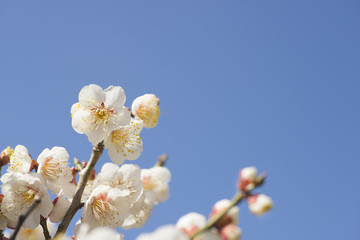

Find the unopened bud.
[
  {"left": 90, "top": 169, "right": 96, "bottom": 180},
  {"left": 247, "top": 194, "right": 273, "bottom": 216},
  {"left": 221, "top": 224, "right": 242, "bottom": 240},
  {"left": 238, "top": 167, "right": 257, "bottom": 191},
  {"left": 209, "top": 199, "right": 239, "bottom": 229}
]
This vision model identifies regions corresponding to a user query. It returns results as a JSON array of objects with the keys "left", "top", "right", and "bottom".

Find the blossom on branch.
[
  {"left": 5, "top": 145, "right": 32, "bottom": 174},
  {"left": 82, "top": 185, "right": 131, "bottom": 228},
  {"left": 1, "top": 172, "right": 53, "bottom": 229},
  {"left": 209, "top": 199, "right": 239, "bottom": 229},
  {"left": 104, "top": 119, "right": 143, "bottom": 165},
  {"left": 37, "top": 147, "right": 75, "bottom": 198},
  {"left": 131, "top": 94, "right": 160, "bottom": 128},
  {"left": 141, "top": 166, "right": 171, "bottom": 203},
  {"left": 72, "top": 84, "right": 131, "bottom": 145}
]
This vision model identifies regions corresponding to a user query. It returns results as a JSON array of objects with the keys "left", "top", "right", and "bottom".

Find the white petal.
[
  {"left": 79, "top": 84, "right": 105, "bottom": 108},
  {"left": 104, "top": 86, "right": 126, "bottom": 110}
]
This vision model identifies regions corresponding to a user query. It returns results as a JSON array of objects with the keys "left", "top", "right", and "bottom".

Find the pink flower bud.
[
  {"left": 0, "top": 149, "right": 10, "bottom": 167},
  {"left": 238, "top": 167, "right": 257, "bottom": 191},
  {"left": 247, "top": 194, "right": 273, "bottom": 216},
  {"left": 221, "top": 224, "right": 242, "bottom": 240}
]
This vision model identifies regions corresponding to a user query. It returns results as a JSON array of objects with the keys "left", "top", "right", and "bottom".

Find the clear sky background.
[{"left": 0, "top": 1, "right": 359, "bottom": 239}]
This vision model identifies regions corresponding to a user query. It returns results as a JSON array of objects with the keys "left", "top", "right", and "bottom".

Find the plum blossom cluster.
[
  {"left": 135, "top": 166, "right": 273, "bottom": 240},
  {"left": 0, "top": 84, "right": 273, "bottom": 240}
]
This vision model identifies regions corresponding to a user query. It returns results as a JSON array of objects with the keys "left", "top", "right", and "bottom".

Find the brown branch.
[
  {"left": 189, "top": 192, "right": 245, "bottom": 240},
  {"left": 10, "top": 199, "right": 41, "bottom": 240},
  {"left": 53, "top": 142, "right": 104, "bottom": 238},
  {"left": 40, "top": 216, "right": 51, "bottom": 240}
]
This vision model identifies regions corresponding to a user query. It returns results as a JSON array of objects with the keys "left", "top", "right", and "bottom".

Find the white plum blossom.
[
  {"left": 48, "top": 195, "right": 71, "bottom": 223},
  {"left": 5, "top": 145, "right": 32, "bottom": 173},
  {"left": 1, "top": 172, "right": 53, "bottom": 229},
  {"left": 82, "top": 185, "right": 131, "bottom": 228},
  {"left": 209, "top": 199, "right": 239, "bottom": 228},
  {"left": 247, "top": 194, "right": 273, "bottom": 216},
  {"left": 131, "top": 94, "right": 160, "bottom": 128},
  {"left": 37, "top": 147, "right": 75, "bottom": 198},
  {"left": 141, "top": 166, "right": 171, "bottom": 203},
  {"left": 95, "top": 163, "right": 143, "bottom": 204},
  {"left": 136, "top": 225, "right": 189, "bottom": 240},
  {"left": 220, "top": 224, "right": 242, "bottom": 240},
  {"left": 72, "top": 84, "right": 131, "bottom": 145},
  {"left": 122, "top": 191, "right": 156, "bottom": 229},
  {"left": 104, "top": 119, "right": 143, "bottom": 165}
]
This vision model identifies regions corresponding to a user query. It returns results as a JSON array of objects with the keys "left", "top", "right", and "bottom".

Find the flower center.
[
  {"left": 136, "top": 105, "right": 160, "bottom": 126},
  {"left": 91, "top": 193, "right": 117, "bottom": 224},
  {"left": 111, "top": 129, "right": 130, "bottom": 144},
  {"left": 90, "top": 102, "right": 114, "bottom": 126}
]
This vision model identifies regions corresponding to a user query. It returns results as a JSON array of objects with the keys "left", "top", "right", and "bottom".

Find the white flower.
[
  {"left": 48, "top": 195, "right": 71, "bottom": 223},
  {"left": 6, "top": 145, "right": 32, "bottom": 173},
  {"left": 136, "top": 225, "right": 189, "bottom": 240},
  {"left": 209, "top": 199, "right": 239, "bottom": 228},
  {"left": 75, "top": 223, "right": 123, "bottom": 240},
  {"left": 238, "top": 166, "right": 257, "bottom": 191},
  {"left": 220, "top": 224, "right": 242, "bottom": 240},
  {"left": 247, "top": 194, "right": 273, "bottom": 216},
  {"left": 141, "top": 166, "right": 171, "bottom": 203},
  {"left": 176, "top": 212, "right": 206, "bottom": 236},
  {"left": 104, "top": 119, "right": 143, "bottom": 164},
  {"left": 37, "top": 147, "right": 75, "bottom": 198},
  {"left": 131, "top": 94, "right": 160, "bottom": 128},
  {"left": 72, "top": 84, "right": 131, "bottom": 145},
  {"left": 122, "top": 191, "right": 156, "bottom": 229},
  {"left": 1, "top": 172, "right": 53, "bottom": 229},
  {"left": 82, "top": 185, "right": 131, "bottom": 228},
  {"left": 95, "top": 163, "right": 143, "bottom": 204}
]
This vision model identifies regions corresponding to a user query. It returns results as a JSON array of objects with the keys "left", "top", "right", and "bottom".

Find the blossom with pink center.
[
  {"left": 209, "top": 199, "right": 239, "bottom": 229},
  {"left": 247, "top": 194, "right": 273, "bottom": 216},
  {"left": 141, "top": 166, "right": 171, "bottom": 203},
  {"left": 1, "top": 172, "right": 53, "bottom": 229},
  {"left": 136, "top": 225, "right": 189, "bottom": 240},
  {"left": 82, "top": 185, "right": 130, "bottom": 228},
  {"left": 72, "top": 84, "right": 131, "bottom": 145},
  {"left": 37, "top": 147, "right": 75, "bottom": 199},
  {"left": 131, "top": 94, "right": 160, "bottom": 128}
]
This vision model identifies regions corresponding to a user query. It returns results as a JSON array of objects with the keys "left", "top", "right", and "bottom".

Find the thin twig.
[
  {"left": 40, "top": 216, "right": 51, "bottom": 240},
  {"left": 54, "top": 141, "right": 104, "bottom": 238},
  {"left": 10, "top": 199, "right": 41, "bottom": 240},
  {"left": 189, "top": 192, "right": 245, "bottom": 240}
]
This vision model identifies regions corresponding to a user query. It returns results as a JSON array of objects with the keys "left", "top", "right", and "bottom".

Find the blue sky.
[{"left": 0, "top": 0, "right": 359, "bottom": 239}]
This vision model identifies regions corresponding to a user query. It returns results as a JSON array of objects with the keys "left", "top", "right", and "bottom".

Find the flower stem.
[
  {"left": 40, "top": 216, "right": 51, "bottom": 240},
  {"left": 54, "top": 141, "right": 104, "bottom": 238},
  {"left": 189, "top": 192, "right": 245, "bottom": 240}
]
